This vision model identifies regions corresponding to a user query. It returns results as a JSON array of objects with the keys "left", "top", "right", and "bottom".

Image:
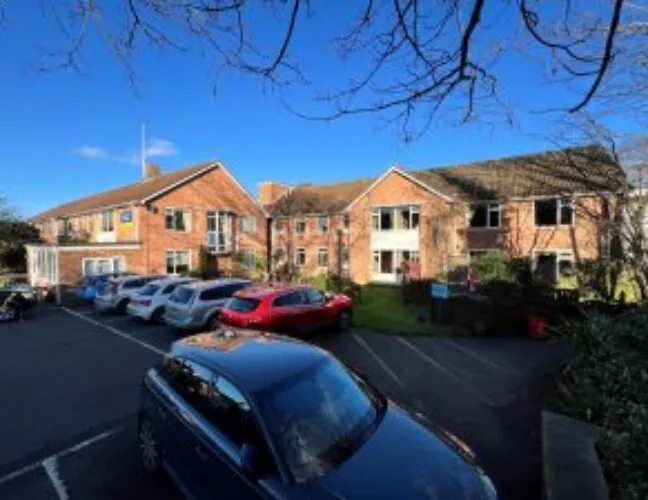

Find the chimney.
[
  {"left": 143, "top": 163, "right": 161, "bottom": 180},
  {"left": 258, "top": 181, "right": 290, "bottom": 205}
]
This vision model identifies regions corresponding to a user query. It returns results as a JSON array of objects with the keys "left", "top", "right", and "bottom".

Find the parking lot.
[{"left": 0, "top": 304, "right": 566, "bottom": 500}]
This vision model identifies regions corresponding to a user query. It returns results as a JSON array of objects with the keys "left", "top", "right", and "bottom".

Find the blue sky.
[{"left": 0, "top": 1, "right": 627, "bottom": 217}]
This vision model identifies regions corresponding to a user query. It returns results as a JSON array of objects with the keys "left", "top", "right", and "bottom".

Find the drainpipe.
[{"left": 266, "top": 217, "right": 272, "bottom": 277}]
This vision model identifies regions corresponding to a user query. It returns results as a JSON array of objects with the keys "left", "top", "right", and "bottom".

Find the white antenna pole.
[{"left": 141, "top": 123, "right": 146, "bottom": 179}]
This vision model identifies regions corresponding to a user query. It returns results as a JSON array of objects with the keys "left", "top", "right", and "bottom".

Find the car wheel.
[
  {"left": 151, "top": 307, "right": 164, "bottom": 324},
  {"left": 139, "top": 418, "right": 162, "bottom": 473},
  {"left": 116, "top": 299, "right": 129, "bottom": 315},
  {"left": 337, "top": 310, "right": 351, "bottom": 331},
  {"left": 207, "top": 314, "right": 221, "bottom": 331}
]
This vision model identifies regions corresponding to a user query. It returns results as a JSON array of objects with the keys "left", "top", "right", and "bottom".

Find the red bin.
[{"left": 528, "top": 316, "right": 548, "bottom": 339}]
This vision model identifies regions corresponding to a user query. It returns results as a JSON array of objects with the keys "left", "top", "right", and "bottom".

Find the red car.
[{"left": 220, "top": 284, "right": 352, "bottom": 335}]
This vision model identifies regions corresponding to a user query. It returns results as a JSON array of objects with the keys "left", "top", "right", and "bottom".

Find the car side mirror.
[{"left": 240, "top": 443, "right": 261, "bottom": 479}]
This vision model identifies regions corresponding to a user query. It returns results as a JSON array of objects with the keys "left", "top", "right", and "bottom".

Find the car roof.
[
  {"left": 148, "top": 276, "right": 197, "bottom": 287},
  {"left": 236, "top": 283, "right": 313, "bottom": 300},
  {"left": 170, "top": 329, "right": 330, "bottom": 393},
  {"left": 114, "top": 274, "right": 162, "bottom": 283},
  {"left": 181, "top": 278, "right": 251, "bottom": 290}
]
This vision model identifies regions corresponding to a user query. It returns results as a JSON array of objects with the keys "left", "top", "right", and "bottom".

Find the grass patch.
[{"left": 352, "top": 285, "right": 465, "bottom": 337}]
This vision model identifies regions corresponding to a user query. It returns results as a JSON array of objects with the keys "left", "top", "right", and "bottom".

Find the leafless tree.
[{"left": 5, "top": 0, "right": 646, "bottom": 137}]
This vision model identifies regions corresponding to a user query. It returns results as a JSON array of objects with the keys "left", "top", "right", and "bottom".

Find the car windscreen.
[
  {"left": 226, "top": 297, "right": 261, "bottom": 313},
  {"left": 138, "top": 283, "right": 160, "bottom": 297},
  {"left": 256, "top": 358, "right": 386, "bottom": 484},
  {"left": 169, "top": 286, "right": 195, "bottom": 304}
]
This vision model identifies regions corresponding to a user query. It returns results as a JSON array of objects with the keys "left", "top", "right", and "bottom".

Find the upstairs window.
[
  {"left": 317, "top": 216, "right": 329, "bottom": 233},
  {"left": 372, "top": 206, "right": 419, "bottom": 230},
  {"left": 165, "top": 208, "right": 190, "bottom": 232},
  {"left": 535, "top": 198, "right": 573, "bottom": 226},
  {"left": 470, "top": 203, "right": 500, "bottom": 229},
  {"left": 239, "top": 216, "right": 257, "bottom": 234},
  {"left": 295, "top": 218, "right": 306, "bottom": 235},
  {"left": 295, "top": 248, "right": 306, "bottom": 267},
  {"left": 343, "top": 214, "right": 350, "bottom": 230},
  {"left": 207, "top": 211, "right": 231, "bottom": 253},
  {"left": 100, "top": 211, "right": 114, "bottom": 232},
  {"left": 273, "top": 218, "right": 284, "bottom": 234}
]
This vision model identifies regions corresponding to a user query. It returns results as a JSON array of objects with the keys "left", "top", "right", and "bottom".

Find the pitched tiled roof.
[
  {"left": 409, "top": 145, "right": 625, "bottom": 200},
  {"left": 269, "top": 178, "right": 375, "bottom": 216},
  {"left": 266, "top": 145, "right": 625, "bottom": 215},
  {"left": 32, "top": 161, "right": 218, "bottom": 222}
]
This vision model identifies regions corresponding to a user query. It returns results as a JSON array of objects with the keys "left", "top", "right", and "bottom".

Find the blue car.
[
  {"left": 138, "top": 330, "right": 497, "bottom": 499},
  {"left": 75, "top": 273, "right": 134, "bottom": 302}
]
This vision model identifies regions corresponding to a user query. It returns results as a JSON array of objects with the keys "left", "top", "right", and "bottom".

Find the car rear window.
[
  {"left": 123, "top": 279, "right": 145, "bottom": 289},
  {"left": 138, "top": 284, "right": 160, "bottom": 297},
  {"left": 226, "top": 297, "right": 261, "bottom": 313},
  {"left": 170, "top": 286, "right": 195, "bottom": 304}
]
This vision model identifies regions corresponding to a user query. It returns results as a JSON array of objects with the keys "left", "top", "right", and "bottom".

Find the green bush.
[
  {"left": 471, "top": 252, "right": 532, "bottom": 285},
  {"left": 552, "top": 312, "right": 648, "bottom": 500}
]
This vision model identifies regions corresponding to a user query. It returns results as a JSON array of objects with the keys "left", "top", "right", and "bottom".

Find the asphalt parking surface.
[{"left": 0, "top": 303, "right": 566, "bottom": 500}]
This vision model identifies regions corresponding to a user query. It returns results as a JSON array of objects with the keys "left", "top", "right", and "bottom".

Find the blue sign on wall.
[
  {"left": 120, "top": 210, "right": 133, "bottom": 224},
  {"left": 431, "top": 283, "right": 450, "bottom": 299}
]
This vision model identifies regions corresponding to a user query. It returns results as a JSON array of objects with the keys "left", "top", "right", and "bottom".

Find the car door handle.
[{"left": 194, "top": 444, "right": 209, "bottom": 462}]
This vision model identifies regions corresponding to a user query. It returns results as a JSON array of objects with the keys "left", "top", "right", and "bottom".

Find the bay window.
[{"left": 207, "top": 211, "right": 232, "bottom": 253}]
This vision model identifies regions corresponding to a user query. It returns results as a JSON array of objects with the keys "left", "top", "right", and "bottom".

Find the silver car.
[
  {"left": 94, "top": 275, "right": 164, "bottom": 314},
  {"left": 163, "top": 278, "right": 251, "bottom": 331},
  {"left": 127, "top": 276, "right": 197, "bottom": 322}
]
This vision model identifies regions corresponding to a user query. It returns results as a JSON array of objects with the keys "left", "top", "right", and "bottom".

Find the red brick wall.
[
  {"left": 273, "top": 215, "right": 348, "bottom": 276},
  {"left": 140, "top": 166, "right": 268, "bottom": 275},
  {"left": 464, "top": 196, "right": 603, "bottom": 259},
  {"left": 57, "top": 247, "right": 145, "bottom": 284},
  {"left": 348, "top": 170, "right": 459, "bottom": 284}
]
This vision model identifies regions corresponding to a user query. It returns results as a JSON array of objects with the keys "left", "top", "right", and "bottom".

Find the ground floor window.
[
  {"left": 295, "top": 248, "right": 306, "bottom": 267},
  {"left": 82, "top": 257, "right": 125, "bottom": 276},
  {"left": 341, "top": 248, "right": 349, "bottom": 269},
  {"left": 166, "top": 250, "right": 190, "bottom": 275},
  {"left": 468, "top": 249, "right": 496, "bottom": 262},
  {"left": 317, "top": 248, "right": 328, "bottom": 268},
  {"left": 240, "top": 249, "right": 256, "bottom": 269},
  {"left": 533, "top": 250, "right": 574, "bottom": 283}
]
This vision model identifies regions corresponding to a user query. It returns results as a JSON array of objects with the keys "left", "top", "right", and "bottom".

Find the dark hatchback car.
[{"left": 138, "top": 330, "right": 497, "bottom": 499}]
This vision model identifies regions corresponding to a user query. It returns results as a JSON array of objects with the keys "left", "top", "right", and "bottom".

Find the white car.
[
  {"left": 127, "top": 276, "right": 197, "bottom": 322},
  {"left": 94, "top": 275, "right": 164, "bottom": 314}
]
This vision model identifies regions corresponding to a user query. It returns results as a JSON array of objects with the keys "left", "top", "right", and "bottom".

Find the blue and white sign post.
[{"left": 430, "top": 283, "right": 450, "bottom": 323}]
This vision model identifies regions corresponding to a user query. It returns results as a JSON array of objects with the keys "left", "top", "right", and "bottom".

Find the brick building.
[
  {"left": 27, "top": 161, "right": 268, "bottom": 288},
  {"left": 27, "top": 145, "right": 625, "bottom": 291},
  {"left": 262, "top": 146, "right": 624, "bottom": 284}
]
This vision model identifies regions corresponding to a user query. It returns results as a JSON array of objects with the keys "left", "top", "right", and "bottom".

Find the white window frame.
[
  {"left": 469, "top": 203, "right": 501, "bottom": 229},
  {"left": 295, "top": 248, "right": 306, "bottom": 267},
  {"left": 273, "top": 218, "right": 284, "bottom": 234},
  {"left": 372, "top": 205, "right": 420, "bottom": 231},
  {"left": 100, "top": 210, "right": 115, "bottom": 233},
  {"left": 81, "top": 256, "right": 126, "bottom": 276},
  {"left": 207, "top": 211, "right": 232, "bottom": 253},
  {"left": 531, "top": 249, "right": 575, "bottom": 279},
  {"left": 164, "top": 208, "right": 191, "bottom": 232},
  {"left": 534, "top": 197, "right": 574, "bottom": 227},
  {"left": 317, "top": 248, "right": 328, "bottom": 268},
  {"left": 165, "top": 249, "right": 192, "bottom": 275},
  {"left": 317, "top": 215, "right": 329, "bottom": 233},
  {"left": 295, "top": 218, "right": 307, "bottom": 235},
  {"left": 342, "top": 214, "right": 350, "bottom": 231},
  {"left": 341, "top": 247, "right": 350, "bottom": 269},
  {"left": 241, "top": 249, "right": 256, "bottom": 269},
  {"left": 239, "top": 215, "right": 257, "bottom": 234}
]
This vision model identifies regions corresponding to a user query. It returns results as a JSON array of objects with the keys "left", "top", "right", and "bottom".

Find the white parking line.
[
  {"left": 0, "top": 429, "right": 117, "bottom": 488},
  {"left": 351, "top": 333, "right": 405, "bottom": 389},
  {"left": 445, "top": 340, "right": 518, "bottom": 375},
  {"left": 63, "top": 307, "right": 166, "bottom": 356},
  {"left": 42, "top": 457, "right": 67, "bottom": 500},
  {"left": 395, "top": 337, "right": 499, "bottom": 407}
]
